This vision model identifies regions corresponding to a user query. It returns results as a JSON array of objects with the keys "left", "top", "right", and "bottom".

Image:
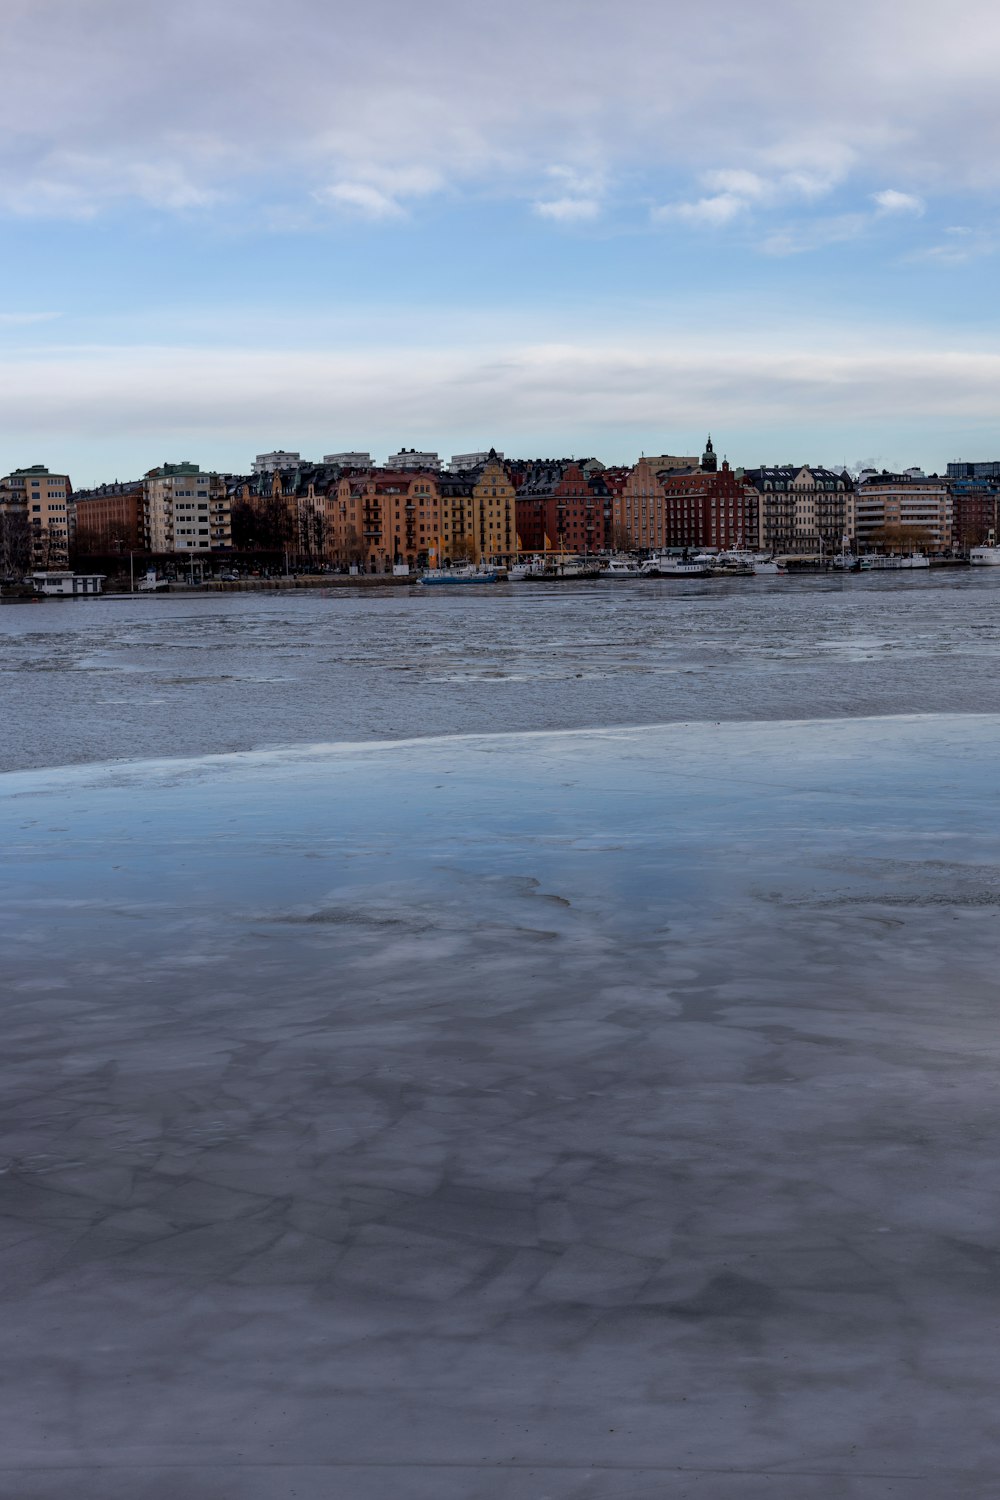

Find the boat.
[
  {"left": 600, "top": 557, "right": 643, "bottom": 578},
  {"left": 751, "top": 557, "right": 787, "bottom": 575},
  {"left": 507, "top": 561, "right": 545, "bottom": 580},
  {"left": 969, "top": 546, "right": 1000, "bottom": 566},
  {"left": 859, "top": 553, "right": 930, "bottom": 570},
  {"left": 418, "top": 565, "right": 499, "bottom": 586},
  {"left": 640, "top": 554, "right": 710, "bottom": 578},
  {"left": 523, "top": 556, "right": 601, "bottom": 580},
  {"left": 697, "top": 549, "right": 756, "bottom": 577},
  {"left": 831, "top": 553, "right": 858, "bottom": 571}
]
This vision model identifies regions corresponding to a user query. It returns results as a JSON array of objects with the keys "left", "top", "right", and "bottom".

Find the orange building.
[{"left": 327, "top": 471, "right": 442, "bottom": 572}]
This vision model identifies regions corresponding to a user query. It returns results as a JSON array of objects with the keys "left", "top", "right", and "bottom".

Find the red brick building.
[
  {"left": 74, "top": 484, "right": 146, "bottom": 551},
  {"left": 514, "top": 461, "right": 606, "bottom": 553},
  {"left": 659, "top": 463, "right": 758, "bottom": 551},
  {"left": 617, "top": 458, "right": 755, "bottom": 551},
  {"left": 951, "top": 488, "right": 1000, "bottom": 549}
]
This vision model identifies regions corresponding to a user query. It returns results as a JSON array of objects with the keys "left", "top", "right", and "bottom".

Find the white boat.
[
  {"left": 969, "top": 546, "right": 1000, "bottom": 566},
  {"left": 831, "top": 553, "right": 857, "bottom": 570},
  {"left": 601, "top": 557, "right": 643, "bottom": 578},
  {"left": 751, "top": 557, "right": 787, "bottom": 575},
  {"left": 640, "top": 554, "right": 710, "bottom": 578},
  {"left": 859, "top": 553, "right": 930, "bottom": 570}
]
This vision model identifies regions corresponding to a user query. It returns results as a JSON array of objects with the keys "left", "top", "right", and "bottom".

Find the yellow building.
[
  {"left": 0, "top": 465, "right": 73, "bottom": 566},
  {"left": 439, "top": 450, "right": 515, "bottom": 563}
]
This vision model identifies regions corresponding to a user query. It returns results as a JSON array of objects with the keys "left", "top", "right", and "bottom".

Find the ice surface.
[{"left": 2, "top": 717, "right": 1000, "bottom": 1496}]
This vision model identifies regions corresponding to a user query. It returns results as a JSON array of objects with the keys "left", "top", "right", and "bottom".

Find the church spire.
[{"left": 701, "top": 434, "right": 717, "bottom": 473}]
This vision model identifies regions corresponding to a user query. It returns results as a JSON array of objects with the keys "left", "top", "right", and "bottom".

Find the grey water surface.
[
  {"left": 4, "top": 569, "right": 1000, "bottom": 771},
  {"left": 3, "top": 580, "right": 1000, "bottom": 1497}
]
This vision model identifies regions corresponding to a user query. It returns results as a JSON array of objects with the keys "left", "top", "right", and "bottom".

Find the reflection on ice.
[{"left": 2, "top": 717, "right": 1000, "bottom": 1496}]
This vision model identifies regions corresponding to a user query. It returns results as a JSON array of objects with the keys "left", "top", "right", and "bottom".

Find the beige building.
[
  {"left": 0, "top": 465, "right": 73, "bottom": 566},
  {"left": 144, "top": 462, "right": 232, "bottom": 553},
  {"left": 744, "top": 466, "right": 855, "bottom": 556},
  {"left": 855, "top": 473, "right": 951, "bottom": 553}
]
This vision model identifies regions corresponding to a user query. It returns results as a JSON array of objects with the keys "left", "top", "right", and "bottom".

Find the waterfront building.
[
  {"left": 252, "top": 450, "right": 304, "bottom": 475},
  {"left": 437, "top": 450, "right": 515, "bottom": 562},
  {"left": 659, "top": 464, "right": 758, "bottom": 550},
  {"left": 0, "top": 465, "right": 73, "bottom": 567},
  {"left": 74, "top": 482, "right": 146, "bottom": 553},
  {"left": 323, "top": 452, "right": 373, "bottom": 469},
  {"left": 617, "top": 458, "right": 756, "bottom": 551},
  {"left": 515, "top": 461, "right": 606, "bottom": 554},
  {"left": 744, "top": 466, "right": 855, "bottom": 557},
  {"left": 31, "top": 570, "right": 105, "bottom": 596},
  {"left": 854, "top": 472, "right": 951, "bottom": 553},
  {"left": 326, "top": 469, "right": 443, "bottom": 572},
  {"left": 469, "top": 450, "right": 515, "bottom": 561},
  {"left": 385, "top": 448, "right": 442, "bottom": 472},
  {"left": 144, "top": 463, "right": 232, "bottom": 553},
  {"left": 950, "top": 477, "right": 1000, "bottom": 549}
]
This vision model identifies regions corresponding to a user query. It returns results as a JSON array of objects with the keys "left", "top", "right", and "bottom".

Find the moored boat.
[
  {"left": 969, "top": 546, "right": 1000, "bottom": 566},
  {"left": 419, "top": 565, "right": 499, "bottom": 586}
]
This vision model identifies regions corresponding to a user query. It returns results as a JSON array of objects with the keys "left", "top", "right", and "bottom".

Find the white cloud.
[
  {"left": 872, "top": 188, "right": 925, "bottom": 215},
  {"left": 654, "top": 193, "right": 747, "bottom": 226},
  {"left": 534, "top": 197, "right": 601, "bottom": 222},
  {"left": 5, "top": 336, "right": 1000, "bottom": 447},
  {"left": 314, "top": 182, "right": 407, "bottom": 220}
]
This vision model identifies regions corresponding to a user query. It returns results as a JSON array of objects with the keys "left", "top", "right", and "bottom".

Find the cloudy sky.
[{"left": 3, "top": 0, "right": 1000, "bottom": 482}]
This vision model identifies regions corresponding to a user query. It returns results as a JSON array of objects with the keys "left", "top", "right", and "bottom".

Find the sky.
[{"left": 3, "top": 0, "right": 1000, "bottom": 484}]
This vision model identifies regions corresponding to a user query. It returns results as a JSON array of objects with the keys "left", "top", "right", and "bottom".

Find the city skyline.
[{"left": 4, "top": 0, "right": 1000, "bottom": 483}]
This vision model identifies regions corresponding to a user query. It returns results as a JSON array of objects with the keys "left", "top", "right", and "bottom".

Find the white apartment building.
[
  {"left": 448, "top": 451, "right": 504, "bottom": 472},
  {"left": 385, "top": 448, "right": 441, "bottom": 472},
  {"left": 144, "top": 463, "right": 232, "bottom": 553},
  {"left": 323, "top": 452, "right": 373, "bottom": 469},
  {"left": 855, "top": 473, "right": 951, "bottom": 553},
  {"left": 252, "top": 451, "right": 304, "bottom": 475},
  {"left": 0, "top": 465, "right": 73, "bottom": 566}
]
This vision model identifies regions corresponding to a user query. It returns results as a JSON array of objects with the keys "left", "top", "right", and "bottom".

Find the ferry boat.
[
  {"left": 640, "top": 554, "right": 710, "bottom": 578},
  {"left": 969, "top": 546, "right": 1000, "bottom": 566},
  {"left": 859, "top": 553, "right": 930, "bottom": 570},
  {"left": 419, "top": 565, "right": 499, "bottom": 586}
]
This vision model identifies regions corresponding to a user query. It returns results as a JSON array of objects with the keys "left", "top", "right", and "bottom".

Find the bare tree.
[
  {"left": 0, "top": 510, "right": 32, "bottom": 579},
  {"left": 869, "top": 524, "right": 934, "bottom": 555}
]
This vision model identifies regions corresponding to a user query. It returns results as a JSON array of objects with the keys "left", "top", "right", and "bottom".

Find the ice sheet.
[{"left": 2, "top": 717, "right": 999, "bottom": 1497}]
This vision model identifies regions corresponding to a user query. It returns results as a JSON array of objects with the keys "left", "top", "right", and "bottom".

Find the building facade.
[
  {"left": 74, "top": 483, "right": 146, "bottom": 552},
  {"left": 385, "top": 448, "right": 442, "bottom": 472},
  {"left": 0, "top": 465, "right": 73, "bottom": 566},
  {"left": 743, "top": 466, "right": 855, "bottom": 556},
  {"left": 659, "top": 464, "right": 758, "bottom": 551},
  {"left": 323, "top": 452, "right": 373, "bottom": 469},
  {"left": 252, "top": 451, "right": 303, "bottom": 475},
  {"left": 144, "top": 463, "right": 232, "bottom": 553},
  {"left": 515, "top": 462, "right": 606, "bottom": 554},
  {"left": 950, "top": 480, "right": 1000, "bottom": 549},
  {"left": 854, "top": 473, "right": 951, "bottom": 553}
]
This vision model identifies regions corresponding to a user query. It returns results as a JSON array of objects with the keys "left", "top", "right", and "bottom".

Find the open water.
[
  {"left": 3, "top": 568, "right": 1000, "bottom": 770},
  {"left": 4, "top": 573, "right": 1000, "bottom": 1496}
]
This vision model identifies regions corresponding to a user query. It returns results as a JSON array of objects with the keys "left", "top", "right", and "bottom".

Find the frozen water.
[{"left": 3, "top": 716, "right": 1000, "bottom": 1495}]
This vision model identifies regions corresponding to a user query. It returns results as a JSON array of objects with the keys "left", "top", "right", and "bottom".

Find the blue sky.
[{"left": 3, "top": 0, "right": 1000, "bottom": 484}]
